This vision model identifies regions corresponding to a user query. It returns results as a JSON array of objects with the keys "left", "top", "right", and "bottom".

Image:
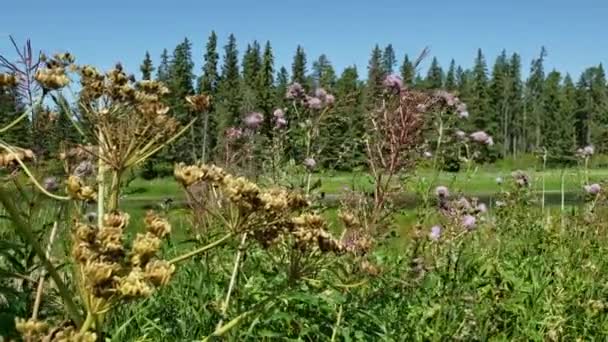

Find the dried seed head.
[
  {"left": 15, "top": 318, "right": 48, "bottom": 339},
  {"left": 186, "top": 94, "right": 211, "bottom": 112},
  {"left": 174, "top": 163, "right": 204, "bottom": 186},
  {"left": 130, "top": 232, "right": 161, "bottom": 266},
  {"left": 117, "top": 267, "right": 153, "bottom": 298},
  {"left": 48, "top": 326, "right": 97, "bottom": 342},
  {"left": 35, "top": 67, "right": 70, "bottom": 90},
  {"left": 144, "top": 211, "right": 172, "bottom": 238},
  {"left": 144, "top": 260, "right": 175, "bottom": 286},
  {"left": 0, "top": 73, "right": 17, "bottom": 88}
]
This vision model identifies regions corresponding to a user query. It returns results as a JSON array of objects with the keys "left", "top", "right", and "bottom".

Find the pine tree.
[
  {"left": 508, "top": 53, "right": 524, "bottom": 156},
  {"left": 400, "top": 54, "right": 415, "bottom": 87},
  {"left": 542, "top": 70, "right": 573, "bottom": 161},
  {"left": 489, "top": 50, "right": 510, "bottom": 153},
  {"left": 469, "top": 49, "right": 491, "bottom": 132},
  {"left": 562, "top": 74, "right": 579, "bottom": 151},
  {"left": 366, "top": 45, "right": 385, "bottom": 103},
  {"left": 525, "top": 47, "right": 547, "bottom": 150},
  {"left": 242, "top": 41, "right": 261, "bottom": 89},
  {"left": 291, "top": 45, "right": 307, "bottom": 86},
  {"left": 156, "top": 49, "right": 170, "bottom": 82},
  {"left": 198, "top": 31, "right": 219, "bottom": 94},
  {"left": 257, "top": 41, "right": 275, "bottom": 134},
  {"left": 312, "top": 54, "right": 336, "bottom": 89},
  {"left": 382, "top": 44, "right": 396, "bottom": 74},
  {"left": 445, "top": 59, "right": 457, "bottom": 91},
  {"left": 425, "top": 57, "right": 444, "bottom": 89},
  {"left": 197, "top": 31, "right": 220, "bottom": 162},
  {"left": 140, "top": 52, "right": 154, "bottom": 80},
  {"left": 216, "top": 34, "right": 242, "bottom": 140},
  {"left": 275, "top": 66, "right": 289, "bottom": 107}
]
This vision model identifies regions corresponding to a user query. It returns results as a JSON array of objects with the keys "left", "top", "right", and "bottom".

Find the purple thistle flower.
[
  {"left": 461, "top": 215, "right": 476, "bottom": 230},
  {"left": 583, "top": 145, "right": 595, "bottom": 156},
  {"left": 43, "top": 176, "right": 59, "bottom": 192},
  {"left": 244, "top": 112, "right": 264, "bottom": 129},
  {"left": 383, "top": 74, "right": 403, "bottom": 92},
  {"left": 476, "top": 203, "right": 487, "bottom": 213},
  {"left": 324, "top": 94, "right": 335, "bottom": 105},
  {"left": 584, "top": 183, "right": 601, "bottom": 195},
  {"left": 275, "top": 116, "right": 288, "bottom": 129},
  {"left": 455, "top": 130, "right": 466, "bottom": 139},
  {"left": 485, "top": 137, "right": 494, "bottom": 146},
  {"left": 314, "top": 88, "right": 328, "bottom": 100},
  {"left": 225, "top": 127, "right": 243, "bottom": 139},
  {"left": 458, "top": 110, "right": 469, "bottom": 119},
  {"left": 273, "top": 108, "right": 285, "bottom": 118},
  {"left": 456, "top": 197, "right": 472, "bottom": 211},
  {"left": 511, "top": 170, "right": 530, "bottom": 187},
  {"left": 429, "top": 225, "right": 442, "bottom": 241},
  {"left": 73, "top": 160, "right": 94, "bottom": 178},
  {"left": 435, "top": 186, "right": 449, "bottom": 198},
  {"left": 303, "top": 157, "right": 316, "bottom": 170},
  {"left": 470, "top": 131, "right": 491, "bottom": 144},
  {"left": 306, "top": 96, "right": 323, "bottom": 110},
  {"left": 286, "top": 82, "right": 305, "bottom": 99}
]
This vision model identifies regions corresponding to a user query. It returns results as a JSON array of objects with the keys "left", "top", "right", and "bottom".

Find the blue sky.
[{"left": 2, "top": 0, "right": 607, "bottom": 80}]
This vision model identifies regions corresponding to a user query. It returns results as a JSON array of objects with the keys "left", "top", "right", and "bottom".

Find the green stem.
[
  {"left": 331, "top": 305, "right": 343, "bottom": 342},
  {"left": 31, "top": 221, "right": 59, "bottom": 320},
  {"left": 0, "top": 188, "right": 82, "bottom": 326},
  {"left": 217, "top": 233, "right": 248, "bottom": 329},
  {"left": 108, "top": 170, "right": 122, "bottom": 211},
  {"left": 80, "top": 311, "right": 95, "bottom": 334},
  {"left": 169, "top": 233, "right": 232, "bottom": 265}
]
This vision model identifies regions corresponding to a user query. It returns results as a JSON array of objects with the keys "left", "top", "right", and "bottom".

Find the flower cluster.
[
  {"left": 72, "top": 210, "right": 174, "bottom": 299},
  {"left": 584, "top": 183, "right": 601, "bottom": 195},
  {"left": 285, "top": 83, "right": 335, "bottom": 110},
  {"left": 338, "top": 210, "right": 374, "bottom": 255},
  {"left": 433, "top": 90, "right": 469, "bottom": 118},
  {"left": 435, "top": 186, "right": 487, "bottom": 234},
  {"left": 469, "top": 131, "right": 494, "bottom": 146},
  {"left": 244, "top": 112, "right": 264, "bottom": 130},
  {"left": 0, "top": 73, "right": 17, "bottom": 88},
  {"left": 273, "top": 108, "right": 288, "bottom": 129},
  {"left": 576, "top": 145, "right": 595, "bottom": 158},
  {"left": 15, "top": 318, "right": 97, "bottom": 342},
  {"left": 66, "top": 175, "right": 96, "bottom": 201},
  {"left": 511, "top": 170, "right": 530, "bottom": 188},
  {"left": 0, "top": 148, "right": 35, "bottom": 168},
  {"left": 383, "top": 74, "right": 403, "bottom": 93},
  {"left": 174, "top": 164, "right": 360, "bottom": 254},
  {"left": 35, "top": 53, "right": 73, "bottom": 90}
]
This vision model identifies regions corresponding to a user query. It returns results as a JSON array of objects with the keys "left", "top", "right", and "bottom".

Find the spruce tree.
[
  {"left": 366, "top": 45, "right": 385, "bottom": 103},
  {"left": 425, "top": 57, "right": 444, "bottom": 89},
  {"left": 198, "top": 31, "right": 220, "bottom": 162},
  {"left": 400, "top": 54, "right": 415, "bottom": 87},
  {"left": 508, "top": 53, "right": 524, "bottom": 156},
  {"left": 140, "top": 52, "right": 154, "bottom": 80},
  {"left": 525, "top": 47, "right": 547, "bottom": 150},
  {"left": 382, "top": 44, "right": 396, "bottom": 74},
  {"left": 275, "top": 66, "right": 289, "bottom": 106},
  {"left": 216, "top": 34, "right": 242, "bottom": 140},
  {"left": 242, "top": 41, "right": 261, "bottom": 89},
  {"left": 469, "top": 49, "right": 491, "bottom": 132},
  {"left": 198, "top": 31, "right": 219, "bottom": 94},
  {"left": 489, "top": 50, "right": 510, "bottom": 153},
  {"left": 257, "top": 41, "right": 275, "bottom": 134},
  {"left": 291, "top": 45, "right": 307, "bottom": 86},
  {"left": 445, "top": 59, "right": 457, "bottom": 91},
  {"left": 312, "top": 54, "right": 336, "bottom": 89},
  {"left": 156, "top": 49, "right": 170, "bottom": 82},
  {"left": 542, "top": 70, "right": 572, "bottom": 161}
]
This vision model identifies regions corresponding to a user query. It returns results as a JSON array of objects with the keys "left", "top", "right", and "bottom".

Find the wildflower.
[
  {"left": 429, "top": 225, "right": 442, "bottom": 241},
  {"left": 303, "top": 157, "right": 316, "bottom": 170},
  {"left": 485, "top": 136, "right": 494, "bottom": 146},
  {"left": 511, "top": 170, "right": 530, "bottom": 187},
  {"left": 383, "top": 74, "right": 403, "bottom": 92},
  {"left": 314, "top": 88, "right": 328, "bottom": 100},
  {"left": 225, "top": 127, "right": 243, "bottom": 140},
  {"left": 275, "top": 116, "right": 288, "bottom": 129},
  {"left": 185, "top": 94, "right": 211, "bottom": 112},
  {"left": 73, "top": 160, "right": 94, "bottom": 178},
  {"left": 117, "top": 268, "right": 153, "bottom": 298},
  {"left": 244, "top": 112, "right": 264, "bottom": 129},
  {"left": 325, "top": 94, "right": 335, "bottom": 105},
  {"left": 305, "top": 96, "right": 323, "bottom": 109},
  {"left": 476, "top": 203, "right": 487, "bottom": 213},
  {"left": 470, "top": 131, "right": 491, "bottom": 144},
  {"left": 461, "top": 215, "right": 476, "bottom": 230},
  {"left": 286, "top": 82, "right": 305, "bottom": 99},
  {"left": 456, "top": 197, "right": 472, "bottom": 211},
  {"left": 577, "top": 145, "right": 595, "bottom": 158},
  {"left": 273, "top": 108, "right": 285, "bottom": 118},
  {"left": 43, "top": 176, "right": 59, "bottom": 192},
  {"left": 584, "top": 183, "right": 601, "bottom": 195},
  {"left": 495, "top": 177, "right": 503, "bottom": 185},
  {"left": 455, "top": 130, "right": 466, "bottom": 139},
  {"left": 435, "top": 186, "right": 449, "bottom": 198},
  {"left": 144, "top": 260, "right": 175, "bottom": 286}
]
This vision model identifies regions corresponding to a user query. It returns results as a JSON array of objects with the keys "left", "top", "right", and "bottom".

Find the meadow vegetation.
[{"left": 1, "top": 37, "right": 608, "bottom": 342}]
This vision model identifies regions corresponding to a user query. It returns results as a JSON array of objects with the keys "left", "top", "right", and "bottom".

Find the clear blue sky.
[{"left": 2, "top": 0, "right": 607, "bottom": 80}]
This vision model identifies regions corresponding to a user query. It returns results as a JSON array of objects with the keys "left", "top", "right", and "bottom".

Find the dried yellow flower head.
[
  {"left": 35, "top": 67, "right": 70, "bottom": 90},
  {"left": 0, "top": 148, "right": 35, "bottom": 168},
  {"left": 186, "top": 94, "right": 211, "bottom": 112},
  {"left": 144, "top": 260, "right": 175, "bottom": 286},
  {"left": 15, "top": 318, "right": 48, "bottom": 340},
  {"left": 117, "top": 267, "right": 153, "bottom": 298},
  {"left": 130, "top": 232, "right": 161, "bottom": 266},
  {"left": 66, "top": 175, "right": 97, "bottom": 201},
  {"left": 104, "top": 211, "right": 130, "bottom": 229},
  {"left": 0, "top": 73, "right": 17, "bottom": 88},
  {"left": 83, "top": 260, "right": 118, "bottom": 288},
  {"left": 49, "top": 326, "right": 97, "bottom": 342},
  {"left": 174, "top": 163, "right": 204, "bottom": 186},
  {"left": 144, "top": 211, "right": 172, "bottom": 238}
]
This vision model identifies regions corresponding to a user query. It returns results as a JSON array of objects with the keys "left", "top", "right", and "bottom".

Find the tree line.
[{"left": 1, "top": 33, "right": 607, "bottom": 172}]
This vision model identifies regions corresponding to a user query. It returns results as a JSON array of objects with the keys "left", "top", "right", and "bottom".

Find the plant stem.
[
  {"left": 31, "top": 221, "right": 59, "bottom": 320},
  {"left": 0, "top": 188, "right": 82, "bottom": 326},
  {"left": 97, "top": 137, "right": 105, "bottom": 230},
  {"left": 80, "top": 311, "right": 95, "bottom": 334},
  {"left": 330, "top": 305, "right": 343, "bottom": 342},
  {"left": 169, "top": 233, "right": 232, "bottom": 265},
  {"left": 217, "top": 233, "right": 248, "bottom": 329},
  {"left": 108, "top": 170, "right": 122, "bottom": 211}
]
